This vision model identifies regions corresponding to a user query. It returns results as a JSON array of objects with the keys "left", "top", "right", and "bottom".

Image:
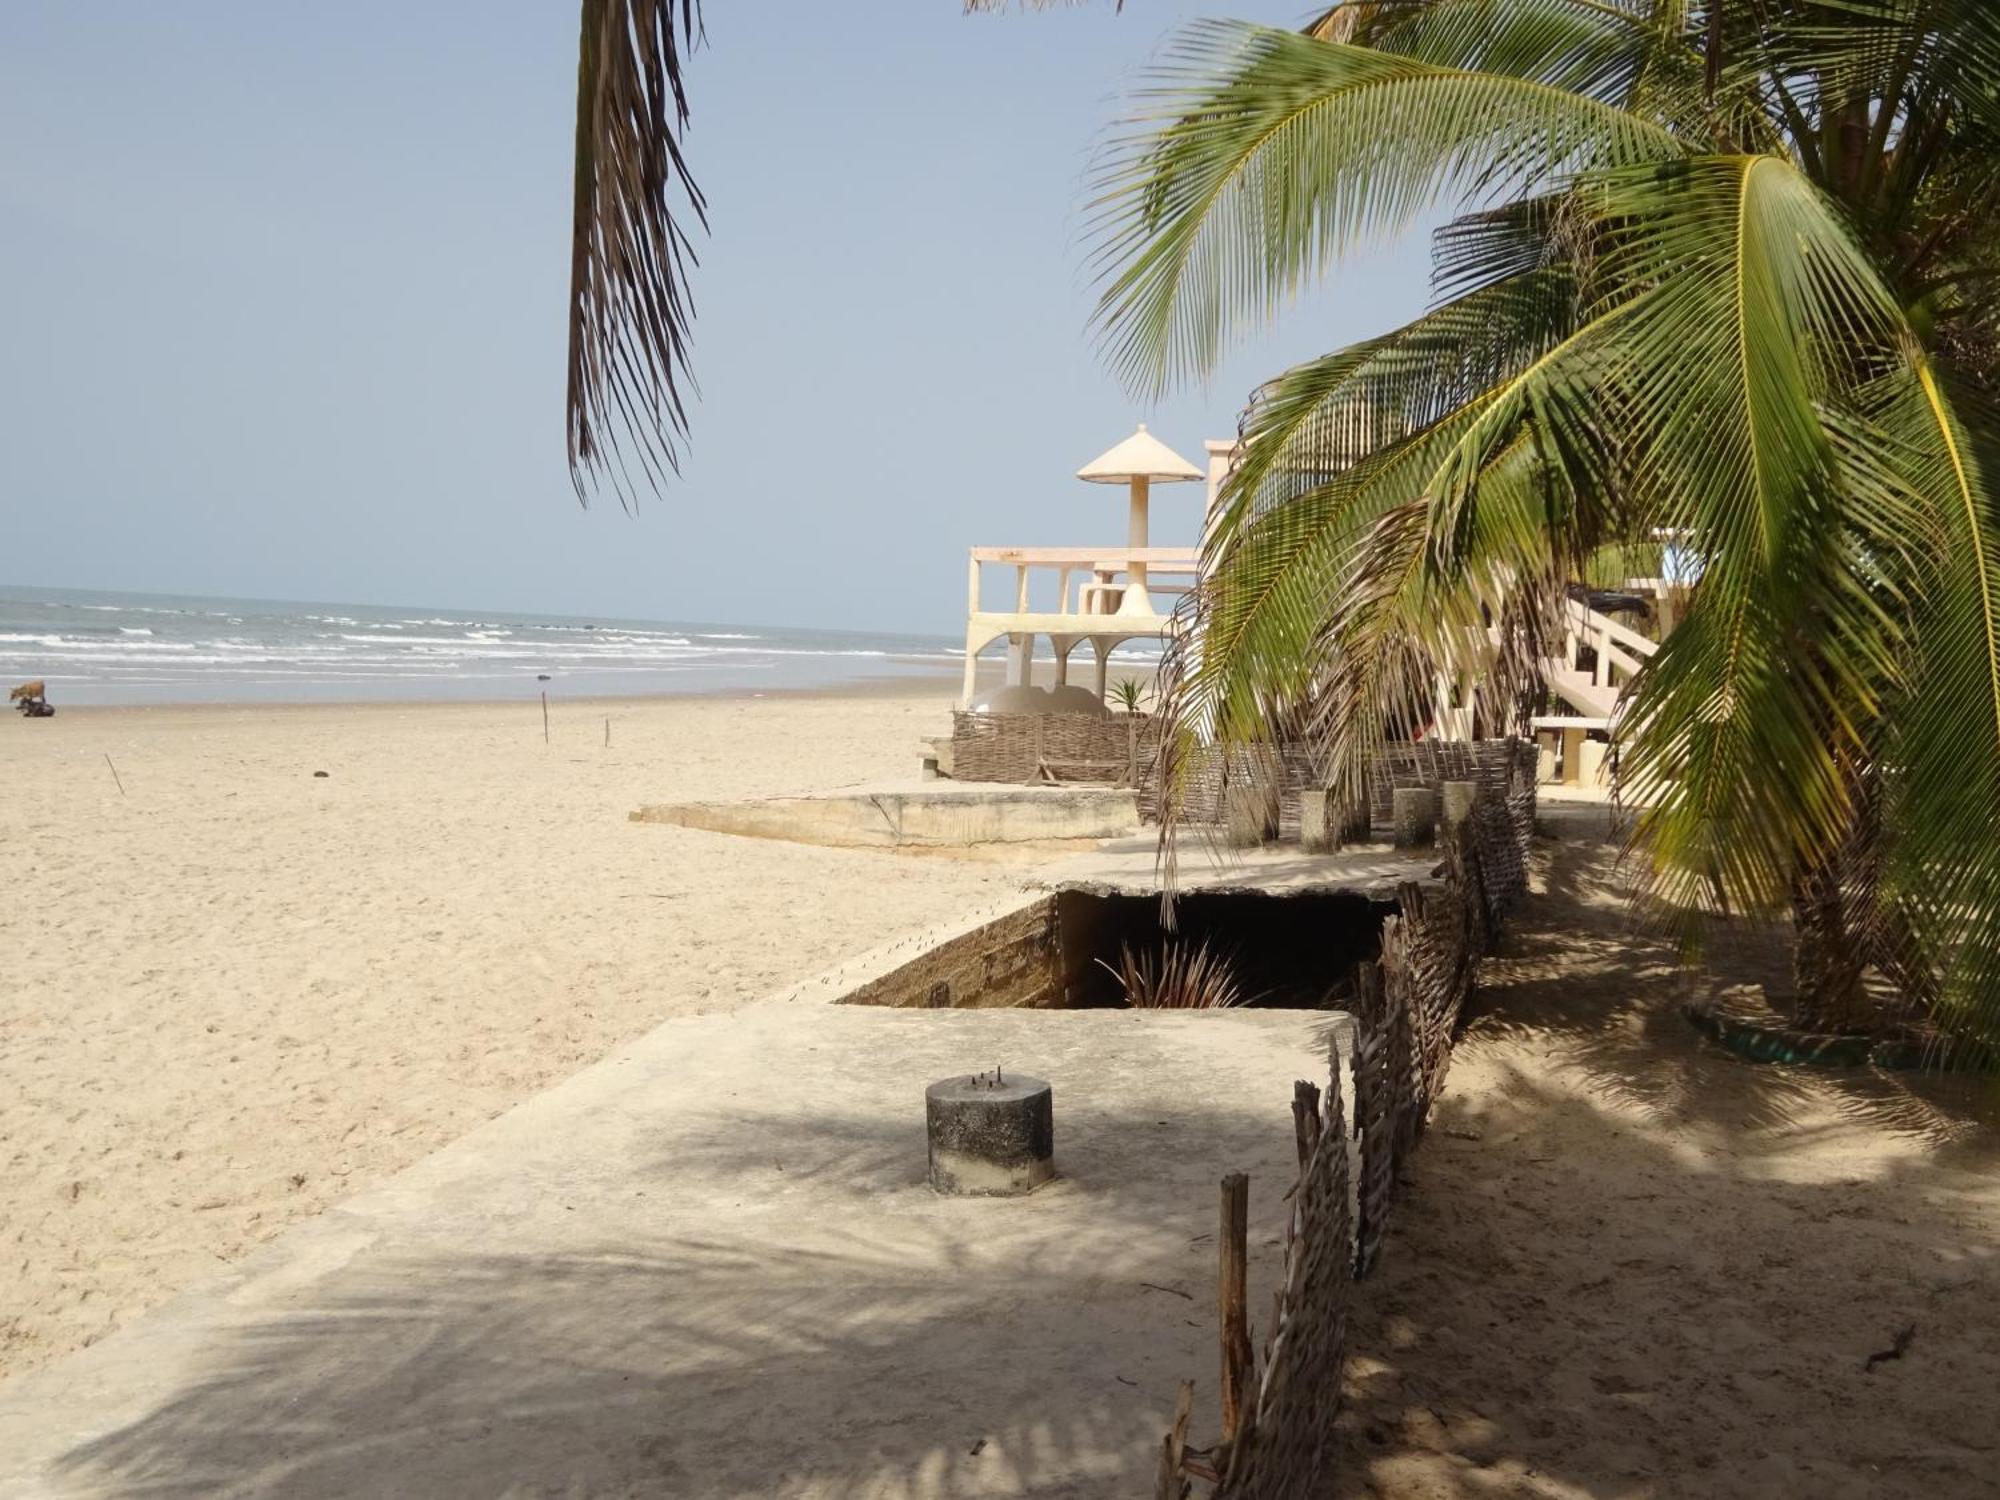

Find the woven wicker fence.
[
  {"left": 1160, "top": 774, "right": 1527, "bottom": 1500},
  {"left": 950, "top": 710, "right": 1160, "bottom": 786},
  {"left": 1139, "top": 737, "right": 1536, "bottom": 844}
]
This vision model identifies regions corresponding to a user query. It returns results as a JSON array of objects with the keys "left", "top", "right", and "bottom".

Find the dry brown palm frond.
[
  {"left": 568, "top": 0, "right": 707, "bottom": 509},
  {"left": 1099, "top": 938, "right": 1249, "bottom": 1009}
]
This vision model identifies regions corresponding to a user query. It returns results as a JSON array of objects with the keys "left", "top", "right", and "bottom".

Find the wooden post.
[
  {"left": 604, "top": 716, "right": 610, "bottom": 749},
  {"left": 1291, "top": 1079, "right": 1323, "bottom": 1172},
  {"left": 1153, "top": 1380, "right": 1194, "bottom": 1500},
  {"left": 1218, "top": 1172, "right": 1253, "bottom": 1446},
  {"left": 541, "top": 691, "right": 550, "bottom": 744}
]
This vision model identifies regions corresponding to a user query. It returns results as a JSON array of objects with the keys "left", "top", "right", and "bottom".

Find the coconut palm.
[{"left": 1089, "top": 0, "right": 2000, "bottom": 1057}]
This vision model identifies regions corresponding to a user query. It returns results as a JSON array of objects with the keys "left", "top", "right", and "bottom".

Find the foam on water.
[{"left": 0, "top": 587, "right": 961, "bottom": 706}]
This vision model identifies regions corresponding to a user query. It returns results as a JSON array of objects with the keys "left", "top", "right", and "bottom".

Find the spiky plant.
[
  {"left": 1089, "top": 2, "right": 2000, "bottom": 1057},
  {"left": 1110, "top": 676, "right": 1150, "bottom": 713},
  {"left": 1100, "top": 938, "right": 1250, "bottom": 1009}
]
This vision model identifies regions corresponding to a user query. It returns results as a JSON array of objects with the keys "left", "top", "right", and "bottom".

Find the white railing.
[
  {"left": 1536, "top": 597, "right": 1660, "bottom": 726},
  {"left": 1561, "top": 595, "right": 1657, "bottom": 683},
  {"left": 966, "top": 545, "right": 1200, "bottom": 622}
]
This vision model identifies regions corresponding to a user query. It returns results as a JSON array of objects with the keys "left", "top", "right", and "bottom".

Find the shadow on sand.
[{"left": 1331, "top": 833, "right": 2000, "bottom": 1499}]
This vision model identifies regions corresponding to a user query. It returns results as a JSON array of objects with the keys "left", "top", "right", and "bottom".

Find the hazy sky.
[{"left": 0, "top": 3, "right": 1434, "bottom": 635}]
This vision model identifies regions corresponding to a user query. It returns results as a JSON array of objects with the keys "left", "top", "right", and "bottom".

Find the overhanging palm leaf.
[
  {"left": 568, "top": 0, "right": 706, "bottom": 508},
  {"left": 1086, "top": 20, "right": 1683, "bottom": 393}
]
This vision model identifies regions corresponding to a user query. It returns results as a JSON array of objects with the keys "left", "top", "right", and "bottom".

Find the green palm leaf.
[{"left": 1086, "top": 20, "right": 1684, "bottom": 392}]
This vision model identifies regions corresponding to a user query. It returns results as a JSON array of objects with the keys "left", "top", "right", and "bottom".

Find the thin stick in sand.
[
  {"left": 103, "top": 753, "right": 126, "bottom": 796},
  {"left": 604, "top": 716, "right": 610, "bottom": 748},
  {"left": 541, "top": 691, "right": 549, "bottom": 745}
]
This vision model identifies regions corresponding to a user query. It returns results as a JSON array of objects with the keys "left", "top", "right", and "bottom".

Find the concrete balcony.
[{"left": 960, "top": 545, "right": 1200, "bottom": 703}]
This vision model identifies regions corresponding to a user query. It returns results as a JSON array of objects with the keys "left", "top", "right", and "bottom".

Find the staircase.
[{"left": 1536, "top": 596, "right": 1659, "bottom": 731}]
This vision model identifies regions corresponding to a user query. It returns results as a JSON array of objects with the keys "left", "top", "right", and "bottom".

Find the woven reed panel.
[
  {"left": 1214, "top": 1077, "right": 1354, "bottom": 1500},
  {"left": 949, "top": 711, "right": 1158, "bottom": 785}
]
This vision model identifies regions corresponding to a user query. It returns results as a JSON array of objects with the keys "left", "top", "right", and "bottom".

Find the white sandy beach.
[
  {"left": 0, "top": 684, "right": 1025, "bottom": 1381},
  {"left": 5, "top": 687, "right": 1999, "bottom": 1497}
]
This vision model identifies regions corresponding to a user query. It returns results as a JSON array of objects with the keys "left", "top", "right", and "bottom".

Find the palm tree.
[{"left": 1089, "top": 1, "right": 2000, "bottom": 1058}]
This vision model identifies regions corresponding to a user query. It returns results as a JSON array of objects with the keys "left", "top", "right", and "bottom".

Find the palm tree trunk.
[{"left": 1790, "top": 858, "right": 1878, "bottom": 1032}]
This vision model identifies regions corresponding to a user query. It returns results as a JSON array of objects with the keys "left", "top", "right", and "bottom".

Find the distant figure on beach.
[{"left": 11, "top": 680, "right": 54, "bottom": 717}]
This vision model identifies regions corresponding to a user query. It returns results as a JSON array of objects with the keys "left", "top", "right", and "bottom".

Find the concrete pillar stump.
[
  {"left": 926, "top": 1071, "right": 1054, "bottom": 1196},
  {"left": 1391, "top": 786, "right": 1437, "bottom": 849},
  {"left": 1536, "top": 736, "right": 1560, "bottom": 784},
  {"left": 1441, "top": 779, "right": 1479, "bottom": 830},
  {"left": 1577, "top": 739, "right": 1611, "bottom": 787},
  {"left": 1224, "top": 786, "right": 1280, "bottom": 849},
  {"left": 1300, "top": 790, "right": 1369, "bottom": 852},
  {"left": 1299, "top": 789, "right": 1337, "bottom": 853}
]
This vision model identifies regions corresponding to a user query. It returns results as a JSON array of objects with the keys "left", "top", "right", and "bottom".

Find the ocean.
[{"left": 0, "top": 586, "right": 963, "bottom": 706}]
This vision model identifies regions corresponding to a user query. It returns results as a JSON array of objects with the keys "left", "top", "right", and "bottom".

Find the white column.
[
  {"left": 1006, "top": 633, "right": 1034, "bottom": 687},
  {"left": 1203, "top": 439, "right": 1241, "bottom": 540},
  {"left": 1118, "top": 476, "right": 1155, "bottom": 617}
]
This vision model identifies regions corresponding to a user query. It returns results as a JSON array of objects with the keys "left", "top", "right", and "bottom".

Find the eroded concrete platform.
[
  {"left": 631, "top": 783, "right": 1140, "bottom": 850},
  {"left": 1045, "top": 833, "right": 1441, "bottom": 898},
  {"left": 0, "top": 1001, "right": 1333, "bottom": 1499}
]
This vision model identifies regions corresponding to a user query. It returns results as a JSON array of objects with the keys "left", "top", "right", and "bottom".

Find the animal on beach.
[{"left": 11, "top": 680, "right": 54, "bottom": 718}]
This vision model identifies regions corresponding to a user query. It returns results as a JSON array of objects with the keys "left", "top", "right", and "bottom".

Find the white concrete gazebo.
[
  {"left": 1075, "top": 424, "right": 1204, "bottom": 618},
  {"left": 960, "top": 424, "right": 1207, "bottom": 706}
]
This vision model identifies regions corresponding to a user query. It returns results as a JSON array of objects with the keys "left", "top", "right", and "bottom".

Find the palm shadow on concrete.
[{"left": 46, "top": 1101, "right": 1297, "bottom": 1499}]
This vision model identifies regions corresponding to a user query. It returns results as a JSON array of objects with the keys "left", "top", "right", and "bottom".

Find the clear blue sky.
[{"left": 0, "top": 3, "right": 1433, "bottom": 635}]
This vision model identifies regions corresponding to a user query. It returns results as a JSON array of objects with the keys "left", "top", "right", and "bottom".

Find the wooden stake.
[
  {"left": 541, "top": 691, "right": 549, "bottom": 744},
  {"left": 103, "top": 753, "right": 126, "bottom": 796},
  {"left": 1152, "top": 1379, "right": 1194, "bottom": 1500},
  {"left": 1219, "top": 1172, "right": 1253, "bottom": 1446},
  {"left": 604, "top": 716, "right": 610, "bottom": 748},
  {"left": 1292, "top": 1079, "right": 1323, "bottom": 1173}
]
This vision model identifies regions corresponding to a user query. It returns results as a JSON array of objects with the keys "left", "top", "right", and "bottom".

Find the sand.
[
  {"left": 7, "top": 692, "right": 1999, "bottom": 1494},
  {"left": 0, "top": 684, "right": 1024, "bottom": 1382},
  {"left": 1335, "top": 823, "right": 2000, "bottom": 1498}
]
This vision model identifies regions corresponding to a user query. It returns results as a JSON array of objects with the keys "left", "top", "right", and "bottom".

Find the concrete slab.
[
  {"left": 0, "top": 1002, "right": 1336, "bottom": 1499},
  {"left": 631, "top": 784, "right": 1140, "bottom": 850},
  {"left": 1045, "top": 833, "right": 1441, "bottom": 898}
]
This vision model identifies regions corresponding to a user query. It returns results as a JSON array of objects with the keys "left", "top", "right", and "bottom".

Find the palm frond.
[
  {"left": 1085, "top": 20, "right": 1684, "bottom": 393},
  {"left": 1880, "top": 359, "right": 2000, "bottom": 1055},
  {"left": 567, "top": 0, "right": 706, "bottom": 509}
]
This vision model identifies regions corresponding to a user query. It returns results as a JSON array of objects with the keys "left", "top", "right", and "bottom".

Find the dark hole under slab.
[{"left": 1055, "top": 888, "right": 1393, "bottom": 1011}]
